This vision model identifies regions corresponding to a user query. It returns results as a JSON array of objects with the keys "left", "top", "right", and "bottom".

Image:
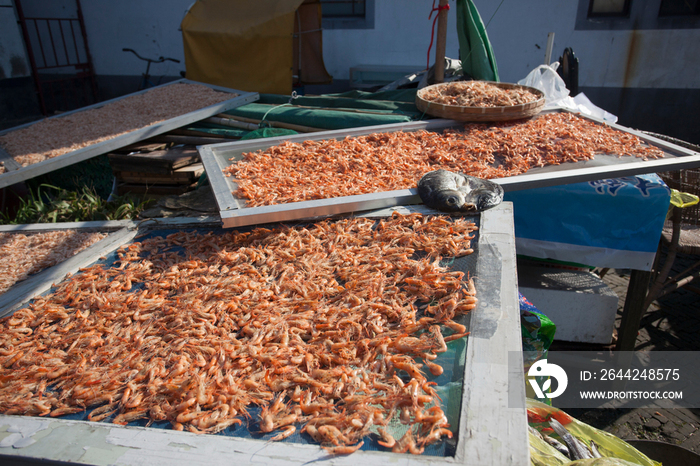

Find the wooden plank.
[
  {"left": 114, "top": 163, "right": 204, "bottom": 184},
  {"left": 458, "top": 202, "right": 529, "bottom": 464},
  {"left": 615, "top": 270, "right": 652, "bottom": 351},
  {"left": 146, "top": 134, "right": 239, "bottom": 146},
  {"left": 110, "top": 142, "right": 169, "bottom": 154},
  {"left": 117, "top": 182, "right": 197, "bottom": 196},
  {"left": 108, "top": 146, "right": 200, "bottom": 174}
]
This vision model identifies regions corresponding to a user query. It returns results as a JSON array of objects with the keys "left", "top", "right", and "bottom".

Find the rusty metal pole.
[{"left": 434, "top": 0, "right": 449, "bottom": 83}]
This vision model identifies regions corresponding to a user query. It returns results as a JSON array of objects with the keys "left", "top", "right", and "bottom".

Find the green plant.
[{"left": 0, "top": 184, "right": 154, "bottom": 225}]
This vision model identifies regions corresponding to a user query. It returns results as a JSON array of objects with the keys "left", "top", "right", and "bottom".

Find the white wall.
[
  {"left": 80, "top": 0, "right": 191, "bottom": 78},
  {"left": 11, "top": 0, "right": 697, "bottom": 91},
  {"left": 473, "top": 0, "right": 700, "bottom": 90},
  {"left": 322, "top": 1, "right": 462, "bottom": 79},
  {"left": 321, "top": 0, "right": 700, "bottom": 90}
]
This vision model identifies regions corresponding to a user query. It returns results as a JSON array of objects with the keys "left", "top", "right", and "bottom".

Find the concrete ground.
[{"left": 559, "top": 250, "right": 700, "bottom": 455}]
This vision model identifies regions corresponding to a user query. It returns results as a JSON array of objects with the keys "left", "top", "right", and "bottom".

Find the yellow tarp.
[{"left": 181, "top": 0, "right": 305, "bottom": 95}]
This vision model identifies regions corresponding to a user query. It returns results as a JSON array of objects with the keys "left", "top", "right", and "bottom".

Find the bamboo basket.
[{"left": 416, "top": 81, "right": 545, "bottom": 122}]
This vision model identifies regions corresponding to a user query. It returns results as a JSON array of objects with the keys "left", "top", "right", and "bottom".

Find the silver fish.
[
  {"left": 417, "top": 169, "right": 504, "bottom": 213},
  {"left": 529, "top": 426, "right": 571, "bottom": 458},
  {"left": 549, "top": 419, "right": 593, "bottom": 460}
]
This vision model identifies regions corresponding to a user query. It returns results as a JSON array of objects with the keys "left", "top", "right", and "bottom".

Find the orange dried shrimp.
[
  {"left": 0, "top": 83, "right": 234, "bottom": 167},
  {"left": 0, "top": 230, "right": 108, "bottom": 295},
  {"left": 225, "top": 112, "right": 664, "bottom": 207},
  {"left": 421, "top": 81, "right": 539, "bottom": 107},
  {"left": 0, "top": 213, "right": 477, "bottom": 455}
]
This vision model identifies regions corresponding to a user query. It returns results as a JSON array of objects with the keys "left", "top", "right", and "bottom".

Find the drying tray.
[
  {"left": 0, "top": 220, "right": 137, "bottom": 315},
  {"left": 199, "top": 110, "right": 700, "bottom": 229},
  {"left": 0, "top": 79, "right": 258, "bottom": 189},
  {"left": 0, "top": 206, "right": 527, "bottom": 466},
  {"left": 415, "top": 82, "right": 545, "bottom": 122}
]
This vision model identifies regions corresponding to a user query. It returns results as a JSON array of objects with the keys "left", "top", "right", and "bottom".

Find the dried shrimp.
[
  {"left": 225, "top": 112, "right": 665, "bottom": 207},
  {"left": 0, "top": 83, "right": 235, "bottom": 167},
  {"left": 421, "top": 81, "right": 540, "bottom": 107},
  {"left": 0, "top": 213, "right": 478, "bottom": 455},
  {"left": 0, "top": 230, "right": 108, "bottom": 295}
]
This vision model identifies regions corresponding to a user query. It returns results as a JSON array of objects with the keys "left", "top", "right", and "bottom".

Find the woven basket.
[{"left": 415, "top": 81, "right": 545, "bottom": 122}]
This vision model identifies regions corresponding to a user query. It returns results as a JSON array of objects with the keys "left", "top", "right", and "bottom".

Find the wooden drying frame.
[
  {"left": 0, "top": 206, "right": 528, "bottom": 465},
  {"left": 199, "top": 110, "right": 700, "bottom": 229},
  {"left": 0, "top": 80, "right": 259, "bottom": 189}
]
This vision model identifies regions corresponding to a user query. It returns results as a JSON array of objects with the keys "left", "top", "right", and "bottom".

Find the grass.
[{"left": 0, "top": 184, "right": 154, "bottom": 225}]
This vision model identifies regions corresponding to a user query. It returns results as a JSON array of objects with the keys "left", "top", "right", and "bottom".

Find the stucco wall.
[
  {"left": 3, "top": 0, "right": 699, "bottom": 141},
  {"left": 321, "top": 1, "right": 700, "bottom": 90},
  {"left": 80, "top": 0, "right": 189, "bottom": 79}
]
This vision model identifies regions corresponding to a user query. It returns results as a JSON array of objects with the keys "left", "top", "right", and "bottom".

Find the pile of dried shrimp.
[
  {"left": 0, "top": 213, "right": 478, "bottom": 455},
  {"left": 225, "top": 112, "right": 665, "bottom": 207},
  {"left": 421, "top": 81, "right": 540, "bottom": 107},
  {"left": 0, "top": 83, "right": 234, "bottom": 171},
  {"left": 0, "top": 230, "right": 108, "bottom": 295}
]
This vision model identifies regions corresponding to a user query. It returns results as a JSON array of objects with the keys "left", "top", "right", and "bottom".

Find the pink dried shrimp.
[
  {"left": 0, "top": 83, "right": 234, "bottom": 167},
  {"left": 421, "top": 81, "right": 540, "bottom": 107},
  {"left": 0, "top": 213, "right": 477, "bottom": 454},
  {"left": 224, "top": 112, "right": 664, "bottom": 207},
  {"left": 0, "top": 230, "right": 107, "bottom": 295}
]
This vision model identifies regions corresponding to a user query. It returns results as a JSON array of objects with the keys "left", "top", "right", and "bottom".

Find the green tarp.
[
  {"left": 189, "top": 90, "right": 423, "bottom": 138},
  {"left": 456, "top": 0, "right": 499, "bottom": 82},
  {"left": 222, "top": 102, "right": 415, "bottom": 131}
]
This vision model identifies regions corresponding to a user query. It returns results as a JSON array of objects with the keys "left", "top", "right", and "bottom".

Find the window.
[
  {"left": 577, "top": 0, "right": 700, "bottom": 29},
  {"left": 320, "top": 0, "right": 374, "bottom": 29},
  {"left": 321, "top": 0, "right": 365, "bottom": 18},
  {"left": 659, "top": 0, "right": 700, "bottom": 16},
  {"left": 588, "top": 0, "right": 631, "bottom": 17}
]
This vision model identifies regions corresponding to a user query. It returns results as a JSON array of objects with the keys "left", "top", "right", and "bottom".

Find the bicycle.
[{"left": 122, "top": 48, "right": 181, "bottom": 91}]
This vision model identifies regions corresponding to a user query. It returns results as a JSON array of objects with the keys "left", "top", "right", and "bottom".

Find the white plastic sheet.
[{"left": 518, "top": 63, "right": 617, "bottom": 123}]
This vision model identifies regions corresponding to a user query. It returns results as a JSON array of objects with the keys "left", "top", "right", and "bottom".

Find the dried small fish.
[
  {"left": 529, "top": 426, "right": 569, "bottom": 458},
  {"left": 549, "top": 419, "right": 592, "bottom": 460}
]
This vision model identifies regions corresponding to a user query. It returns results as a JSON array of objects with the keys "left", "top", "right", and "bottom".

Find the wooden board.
[
  {"left": 114, "top": 164, "right": 204, "bottom": 185},
  {"left": 109, "top": 146, "right": 200, "bottom": 175},
  {"left": 110, "top": 142, "right": 169, "bottom": 155},
  {"left": 116, "top": 182, "right": 197, "bottom": 196}
]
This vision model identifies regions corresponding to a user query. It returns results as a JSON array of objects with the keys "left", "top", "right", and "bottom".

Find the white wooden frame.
[
  {"left": 0, "top": 205, "right": 528, "bottom": 465},
  {"left": 199, "top": 112, "right": 700, "bottom": 229},
  {"left": 0, "top": 80, "right": 259, "bottom": 189}
]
